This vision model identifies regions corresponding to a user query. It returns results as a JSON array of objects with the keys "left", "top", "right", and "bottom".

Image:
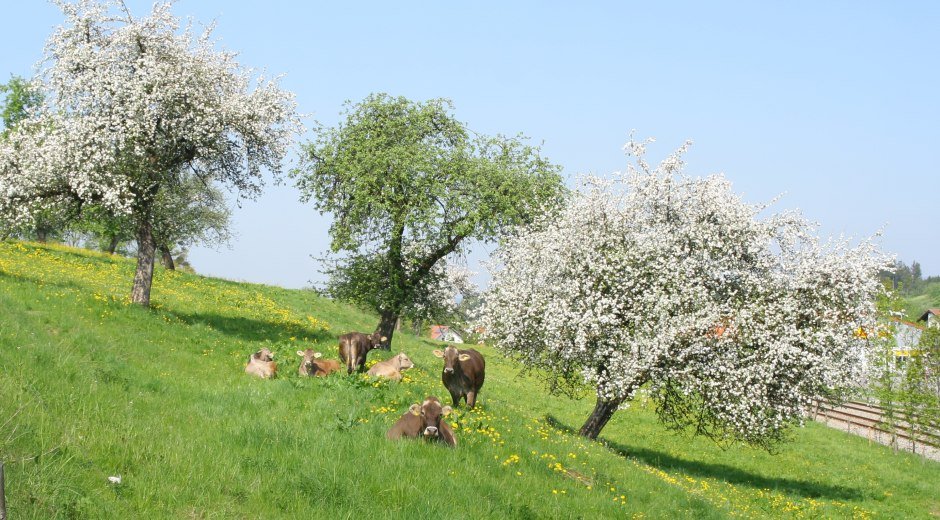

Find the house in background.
[
  {"left": 430, "top": 325, "right": 464, "bottom": 344},
  {"left": 917, "top": 308, "right": 940, "bottom": 328},
  {"left": 890, "top": 318, "right": 924, "bottom": 365}
]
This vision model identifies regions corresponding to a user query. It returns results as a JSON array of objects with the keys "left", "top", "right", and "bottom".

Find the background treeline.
[{"left": 880, "top": 260, "right": 940, "bottom": 320}]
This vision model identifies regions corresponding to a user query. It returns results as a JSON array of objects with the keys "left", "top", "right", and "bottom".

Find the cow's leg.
[
  {"left": 449, "top": 390, "right": 461, "bottom": 408},
  {"left": 466, "top": 391, "right": 477, "bottom": 408}
]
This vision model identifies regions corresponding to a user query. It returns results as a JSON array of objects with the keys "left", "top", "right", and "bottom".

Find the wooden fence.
[{"left": 811, "top": 400, "right": 940, "bottom": 453}]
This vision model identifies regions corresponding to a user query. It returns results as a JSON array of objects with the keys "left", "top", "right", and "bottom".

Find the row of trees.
[
  {"left": 881, "top": 259, "right": 939, "bottom": 295},
  {"left": 866, "top": 289, "right": 940, "bottom": 453},
  {"left": 1, "top": 1, "right": 891, "bottom": 444}
]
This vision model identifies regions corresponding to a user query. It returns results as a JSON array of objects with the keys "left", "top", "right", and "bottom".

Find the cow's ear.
[
  {"left": 442, "top": 406, "right": 452, "bottom": 416},
  {"left": 409, "top": 404, "right": 422, "bottom": 416},
  {"left": 432, "top": 350, "right": 444, "bottom": 358},
  {"left": 314, "top": 352, "right": 323, "bottom": 358},
  {"left": 296, "top": 351, "right": 304, "bottom": 357},
  {"left": 458, "top": 354, "right": 471, "bottom": 362}
]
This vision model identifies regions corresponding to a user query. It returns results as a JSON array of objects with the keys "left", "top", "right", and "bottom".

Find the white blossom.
[
  {"left": 480, "top": 138, "right": 888, "bottom": 446},
  {"left": 0, "top": 0, "right": 301, "bottom": 228}
]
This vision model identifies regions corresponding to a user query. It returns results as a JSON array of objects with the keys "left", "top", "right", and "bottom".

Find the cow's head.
[
  {"left": 369, "top": 332, "right": 388, "bottom": 349},
  {"left": 396, "top": 352, "right": 414, "bottom": 371},
  {"left": 253, "top": 348, "right": 275, "bottom": 362},
  {"left": 408, "top": 397, "right": 452, "bottom": 439},
  {"left": 296, "top": 349, "right": 322, "bottom": 372},
  {"left": 433, "top": 345, "right": 471, "bottom": 374}
]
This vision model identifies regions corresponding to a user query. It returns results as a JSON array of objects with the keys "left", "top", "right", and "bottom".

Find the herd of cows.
[{"left": 244, "top": 331, "right": 486, "bottom": 447}]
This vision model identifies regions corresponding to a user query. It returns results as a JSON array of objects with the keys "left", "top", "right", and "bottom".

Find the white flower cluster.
[
  {"left": 407, "top": 254, "right": 477, "bottom": 321},
  {"left": 0, "top": 0, "right": 301, "bottom": 226},
  {"left": 481, "top": 138, "right": 888, "bottom": 444}
]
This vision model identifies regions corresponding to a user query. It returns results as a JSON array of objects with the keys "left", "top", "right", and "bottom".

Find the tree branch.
[{"left": 408, "top": 231, "right": 468, "bottom": 287}]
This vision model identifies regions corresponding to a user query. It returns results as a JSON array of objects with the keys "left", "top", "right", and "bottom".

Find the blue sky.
[{"left": 2, "top": 1, "right": 938, "bottom": 287}]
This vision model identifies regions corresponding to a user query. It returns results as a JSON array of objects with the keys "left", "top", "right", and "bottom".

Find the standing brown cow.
[
  {"left": 296, "top": 349, "right": 342, "bottom": 377},
  {"left": 338, "top": 332, "right": 387, "bottom": 374},
  {"left": 386, "top": 396, "right": 456, "bottom": 447},
  {"left": 432, "top": 345, "right": 485, "bottom": 408},
  {"left": 245, "top": 347, "right": 277, "bottom": 379}
]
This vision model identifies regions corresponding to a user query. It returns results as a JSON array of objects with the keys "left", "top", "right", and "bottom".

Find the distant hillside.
[
  {"left": 902, "top": 280, "right": 940, "bottom": 322},
  {"left": 0, "top": 241, "right": 937, "bottom": 518}
]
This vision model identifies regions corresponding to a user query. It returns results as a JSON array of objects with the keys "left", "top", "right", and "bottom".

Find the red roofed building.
[
  {"left": 429, "top": 325, "right": 464, "bottom": 344},
  {"left": 917, "top": 308, "right": 940, "bottom": 328}
]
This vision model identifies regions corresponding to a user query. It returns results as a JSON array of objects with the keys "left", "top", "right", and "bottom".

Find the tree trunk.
[
  {"left": 36, "top": 229, "right": 47, "bottom": 243},
  {"left": 107, "top": 235, "right": 119, "bottom": 255},
  {"left": 131, "top": 219, "right": 156, "bottom": 306},
  {"left": 159, "top": 244, "right": 175, "bottom": 270},
  {"left": 579, "top": 395, "right": 626, "bottom": 439},
  {"left": 375, "top": 309, "right": 399, "bottom": 350}
]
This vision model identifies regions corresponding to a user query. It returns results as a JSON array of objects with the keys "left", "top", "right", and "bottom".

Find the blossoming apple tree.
[
  {"left": 481, "top": 138, "right": 888, "bottom": 446},
  {"left": 0, "top": 0, "right": 300, "bottom": 305}
]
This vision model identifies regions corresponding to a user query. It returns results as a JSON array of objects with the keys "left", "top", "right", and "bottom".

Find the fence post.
[{"left": 0, "top": 460, "right": 7, "bottom": 520}]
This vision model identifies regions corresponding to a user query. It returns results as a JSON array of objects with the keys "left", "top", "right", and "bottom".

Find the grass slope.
[
  {"left": 0, "top": 241, "right": 938, "bottom": 519},
  {"left": 904, "top": 280, "right": 940, "bottom": 321}
]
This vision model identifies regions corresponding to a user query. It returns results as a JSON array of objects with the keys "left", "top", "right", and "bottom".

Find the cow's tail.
[{"left": 343, "top": 344, "right": 355, "bottom": 374}]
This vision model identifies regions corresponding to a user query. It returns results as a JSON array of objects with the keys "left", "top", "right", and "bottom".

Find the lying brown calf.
[
  {"left": 386, "top": 396, "right": 456, "bottom": 447},
  {"left": 367, "top": 352, "right": 414, "bottom": 380},
  {"left": 297, "top": 349, "right": 342, "bottom": 377},
  {"left": 245, "top": 347, "right": 277, "bottom": 379}
]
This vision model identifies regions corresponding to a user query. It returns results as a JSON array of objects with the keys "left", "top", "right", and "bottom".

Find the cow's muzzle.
[
  {"left": 443, "top": 368, "right": 454, "bottom": 374},
  {"left": 423, "top": 426, "right": 439, "bottom": 437}
]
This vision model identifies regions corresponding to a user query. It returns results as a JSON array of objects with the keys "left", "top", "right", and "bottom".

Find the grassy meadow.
[
  {"left": 0, "top": 241, "right": 938, "bottom": 519},
  {"left": 904, "top": 280, "right": 940, "bottom": 322}
]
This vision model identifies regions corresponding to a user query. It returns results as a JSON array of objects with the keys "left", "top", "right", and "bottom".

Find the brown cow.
[
  {"left": 338, "top": 332, "right": 386, "bottom": 374},
  {"left": 245, "top": 347, "right": 277, "bottom": 379},
  {"left": 296, "top": 349, "right": 342, "bottom": 377},
  {"left": 386, "top": 396, "right": 456, "bottom": 447},
  {"left": 433, "top": 346, "right": 485, "bottom": 408},
  {"left": 367, "top": 352, "right": 414, "bottom": 380}
]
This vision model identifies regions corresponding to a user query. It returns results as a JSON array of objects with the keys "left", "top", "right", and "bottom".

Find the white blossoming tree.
[
  {"left": 481, "top": 138, "right": 888, "bottom": 446},
  {"left": 0, "top": 0, "right": 300, "bottom": 305}
]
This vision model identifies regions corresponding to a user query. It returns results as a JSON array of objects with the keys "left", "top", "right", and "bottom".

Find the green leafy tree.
[
  {"left": 76, "top": 172, "right": 232, "bottom": 268},
  {"left": 0, "top": 76, "right": 42, "bottom": 136},
  {"left": 75, "top": 206, "right": 135, "bottom": 254},
  {"left": 867, "top": 285, "right": 906, "bottom": 450},
  {"left": 150, "top": 174, "right": 232, "bottom": 270},
  {"left": 294, "top": 93, "right": 564, "bottom": 347}
]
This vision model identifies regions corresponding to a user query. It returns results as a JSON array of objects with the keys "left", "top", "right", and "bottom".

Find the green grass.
[
  {"left": 0, "top": 241, "right": 938, "bottom": 519},
  {"left": 904, "top": 280, "right": 940, "bottom": 321}
]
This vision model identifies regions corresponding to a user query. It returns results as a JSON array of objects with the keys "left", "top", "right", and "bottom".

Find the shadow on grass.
[
  {"left": 167, "top": 311, "right": 332, "bottom": 344},
  {"left": 544, "top": 414, "right": 864, "bottom": 501},
  {"left": 0, "top": 268, "right": 97, "bottom": 293}
]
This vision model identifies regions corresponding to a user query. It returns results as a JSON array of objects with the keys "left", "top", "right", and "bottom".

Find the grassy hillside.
[
  {"left": 904, "top": 280, "right": 940, "bottom": 321},
  {"left": 0, "top": 241, "right": 938, "bottom": 519}
]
